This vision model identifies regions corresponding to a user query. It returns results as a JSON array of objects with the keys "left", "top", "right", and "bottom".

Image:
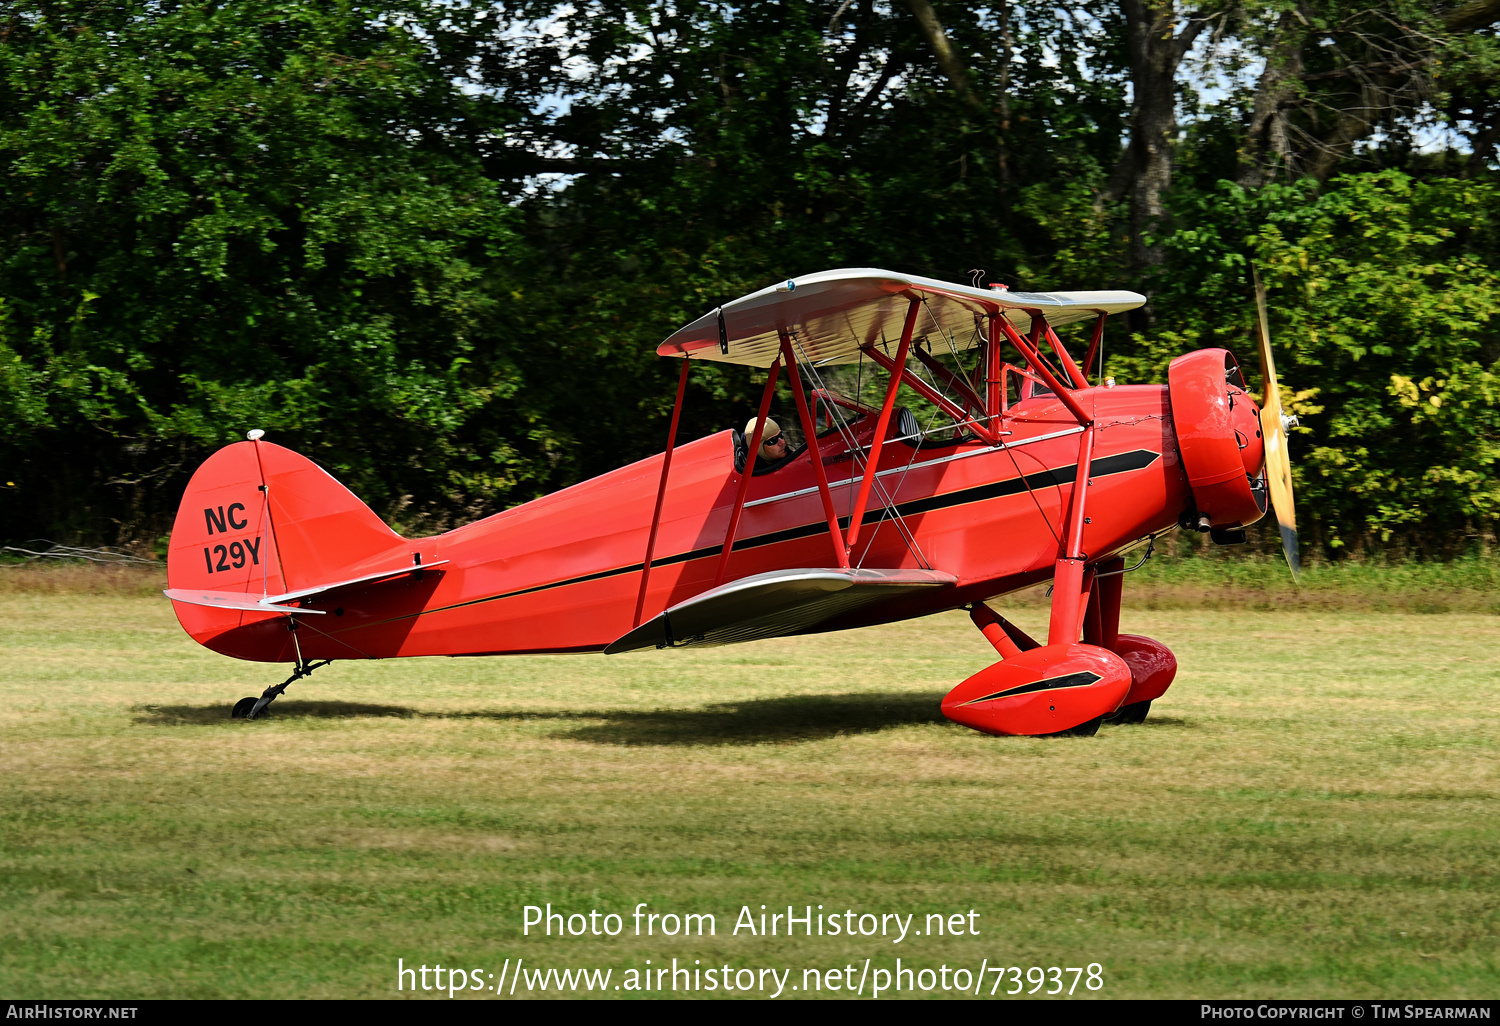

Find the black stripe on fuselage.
[
  {"left": 960, "top": 670, "right": 1103, "bottom": 705},
  {"left": 340, "top": 448, "right": 1161, "bottom": 625},
  {"left": 724, "top": 447, "right": 1162, "bottom": 554}
]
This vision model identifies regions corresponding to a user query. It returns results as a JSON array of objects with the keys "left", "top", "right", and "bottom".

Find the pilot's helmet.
[{"left": 744, "top": 416, "right": 781, "bottom": 444}]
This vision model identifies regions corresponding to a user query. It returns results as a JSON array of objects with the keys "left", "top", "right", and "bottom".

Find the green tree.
[
  {"left": 1136, "top": 172, "right": 1500, "bottom": 552},
  {"left": 0, "top": 0, "right": 535, "bottom": 543},
  {"left": 3, "top": 0, "right": 1497, "bottom": 556}
]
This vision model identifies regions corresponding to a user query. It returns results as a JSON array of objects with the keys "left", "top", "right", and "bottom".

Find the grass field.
[{"left": 1, "top": 586, "right": 1497, "bottom": 999}]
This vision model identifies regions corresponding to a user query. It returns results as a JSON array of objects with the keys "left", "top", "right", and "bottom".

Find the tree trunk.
[
  {"left": 996, "top": 1, "right": 1013, "bottom": 188},
  {"left": 900, "top": 0, "right": 984, "bottom": 115},
  {"left": 900, "top": 0, "right": 1014, "bottom": 216},
  {"left": 1236, "top": 12, "right": 1307, "bottom": 188},
  {"left": 1107, "top": 0, "right": 1207, "bottom": 276}
]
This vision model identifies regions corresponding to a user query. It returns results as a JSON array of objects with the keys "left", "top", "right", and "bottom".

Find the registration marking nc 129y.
[{"left": 201, "top": 503, "right": 262, "bottom": 574}]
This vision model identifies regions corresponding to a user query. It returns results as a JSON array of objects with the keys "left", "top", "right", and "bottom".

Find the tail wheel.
[{"left": 231, "top": 697, "right": 258, "bottom": 719}]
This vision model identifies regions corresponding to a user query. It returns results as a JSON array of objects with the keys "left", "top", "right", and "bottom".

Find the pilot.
[{"left": 746, "top": 416, "right": 790, "bottom": 466}]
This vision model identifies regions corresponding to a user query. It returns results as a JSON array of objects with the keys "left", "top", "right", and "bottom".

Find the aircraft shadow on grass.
[
  {"left": 133, "top": 692, "right": 943, "bottom": 746},
  {"left": 553, "top": 692, "right": 951, "bottom": 746},
  {"left": 132, "top": 695, "right": 1190, "bottom": 744}
]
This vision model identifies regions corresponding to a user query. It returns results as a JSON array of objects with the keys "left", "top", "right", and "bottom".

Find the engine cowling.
[{"left": 1167, "top": 348, "right": 1268, "bottom": 530}]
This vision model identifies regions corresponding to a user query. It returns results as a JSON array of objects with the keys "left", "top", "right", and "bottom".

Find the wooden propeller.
[{"left": 1252, "top": 267, "right": 1299, "bottom": 579}]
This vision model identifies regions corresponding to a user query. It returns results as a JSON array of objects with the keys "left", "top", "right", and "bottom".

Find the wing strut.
[
  {"left": 845, "top": 296, "right": 920, "bottom": 558},
  {"left": 633, "top": 356, "right": 693, "bottom": 627},
  {"left": 865, "top": 345, "right": 1000, "bottom": 445},
  {"left": 1080, "top": 312, "right": 1107, "bottom": 383},
  {"left": 986, "top": 311, "right": 1003, "bottom": 428},
  {"left": 912, "top": 343, "right": 986, "bottom": 421},
  {"left": 787, "top": 334, "right": 933, "bottom": 570},
  {"left": 1038, "top": 316, "right": 1091, "bottom": 390},
  {"left": 987, "top": 298, "right": 1099, "bottom": 643},
  {"left": 1047, "top": 424, "right": 1096, "bottom": 644},
  {"left": 713, "top": 354, "right": 783, "bottom": 587},
  {"left": 992, "top": 316, "right": 1092, "bottom": 426},
  {"left": 780, "top": 332, "right": 849, "bottom": 569}
]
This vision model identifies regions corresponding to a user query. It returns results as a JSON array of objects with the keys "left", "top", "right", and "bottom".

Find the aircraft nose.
[
  {"left": 1166, "top": 348, "right": 1270, "bottom": 531},
  {"left": 1230, "top": 385, "right": 1265, "bottom": 479}
]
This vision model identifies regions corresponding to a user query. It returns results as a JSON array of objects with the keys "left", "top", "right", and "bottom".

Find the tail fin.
[{"left": 166, "top": 439, "right": 406, "bottom": 644}]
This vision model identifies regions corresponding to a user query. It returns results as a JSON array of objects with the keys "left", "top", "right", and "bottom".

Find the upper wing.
[{"left": 657, "top": 267, "right": 1145, "bottom": 368}]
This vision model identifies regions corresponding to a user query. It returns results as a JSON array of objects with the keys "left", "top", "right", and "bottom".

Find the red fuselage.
[{"left": 172, "top": 383, "right": 1189, "bottom": 664}]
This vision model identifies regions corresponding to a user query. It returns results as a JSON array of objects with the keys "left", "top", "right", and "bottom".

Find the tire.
[
  {"left": 1042, "top": 715, "right": 1101, "bottom": 738},
  {"left": 231, "top": 697, "right": 258, "bottom": 719},
  {"left": 1105, "top": 700, "right": 1152, "bottom": 725}
]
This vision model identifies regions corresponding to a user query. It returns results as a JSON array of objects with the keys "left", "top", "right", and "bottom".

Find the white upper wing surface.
[{"left": 657, "top": 267, "right": 1145, "bottom": 368}]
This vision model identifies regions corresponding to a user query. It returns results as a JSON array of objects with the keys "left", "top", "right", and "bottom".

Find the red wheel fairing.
[
  {"left": 942, "top": 643, "right": 1132, "bottom": 736},
  {"left": 1113, "top": 634, "right": 1177, "bottom": 705}
]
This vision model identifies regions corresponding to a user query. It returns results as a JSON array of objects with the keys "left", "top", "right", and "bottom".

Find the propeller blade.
[{"left": 1252, "top": 267, "right": 1299, "bottom": 579}]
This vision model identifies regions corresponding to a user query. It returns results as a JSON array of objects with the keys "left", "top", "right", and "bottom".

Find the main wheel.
[
  {"left": 231, "top": 697, "right": 258, "bottom": 719},
  {"left": 1041, "top": 716, "right": 1101, "bottom": 738},
  {"left": 1105, "top": 700, "right": 1152, "bottom": 725}
]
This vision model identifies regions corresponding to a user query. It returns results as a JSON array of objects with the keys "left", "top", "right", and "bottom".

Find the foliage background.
[{"left": 2, "top": 0, "right": 1497, "bottom": 556}]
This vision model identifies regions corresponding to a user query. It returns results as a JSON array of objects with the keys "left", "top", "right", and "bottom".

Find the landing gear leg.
[
  {"left": 1089, "top": 553, "right": 1177, "bottom": 724},
  {"left": 942, "top": 429, "right": 1134, "bottom": 737},
  {"left": 230, "top": 617, "right": 331, "bottom": 719},
  {"left": 969, "top": 602, "right": 1039, "bottom": 658}
]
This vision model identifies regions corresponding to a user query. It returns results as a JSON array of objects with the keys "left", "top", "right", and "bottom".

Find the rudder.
[{"left": 166, "top": 438, "right": 407, "bottom": 655}]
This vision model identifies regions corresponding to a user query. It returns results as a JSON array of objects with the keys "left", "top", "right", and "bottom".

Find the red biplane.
[{"left": 164, "top": 268, "right": 1297, "bottom": 735}]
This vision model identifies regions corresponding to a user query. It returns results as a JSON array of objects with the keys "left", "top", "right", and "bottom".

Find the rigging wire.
[
  {"left": 856, "top": 302, "right": 974, "bottom": 568},
  {"left": 944, "top": 315, "right": 986, "bottom": 408},
  {"left": 295, "top": 613, "right": 373, "bottom": 658},
  {"left": 924, "top": 305, "right": 1064, "bottom": 547},
  {"left": 791, "top": 336, "right": 930, "bottom": 568},
  {"left": 1000, "top": 441, "right": 1063, "bottom": 547}
]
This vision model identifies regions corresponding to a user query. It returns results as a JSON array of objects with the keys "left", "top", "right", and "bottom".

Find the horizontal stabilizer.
[
  {"left": 165, "top": 559, "right": 450, "bottom": 615},
  {"left": 163, "top": 589, "right": 326, "bottom": 615},
  {"left": 605, "top": 567, "right": 956, "bottom": 654},
  {"left": 269, "top": 560, "right": 449, "bottom": 603}
]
